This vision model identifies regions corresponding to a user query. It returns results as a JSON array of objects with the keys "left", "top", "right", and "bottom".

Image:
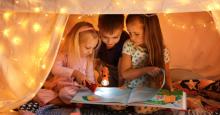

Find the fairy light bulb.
[
  {"left": 3, "top": 28, "right": 10, "bottom": 37},
  {"left": 33, "top": 23, "right": 41, "bottom": 32},
  {"left": 39, "top": 41, "right": 49, "bottom": 55},
  {"left": 12, "top": 36, "right": 22, "bottom": 45},
  {"left": 3, "top": 11, "right": 13, "bottom": 21},
  {"left": 15, "top": 0, "right": 19, "bottom": 4},
  {"left": 41, "top": 64, "right": 46, "bottom": 69},
  {"left": 34, "top": 7, "right": 41, "bottom": 13},
  {"left": 116, "top": 1, "right": 120, "bottom": 6},
  {"left": 182, "top": 25, "right": 186, "bottom": 29},
  {"left": 60, "top": 8, "right": 67, "bottom": 14},
  {"left": 78, "top": 16, "right": 82, "bottom": 19},
  {"left": 18, "top": 20, "right": 28, "bottom": 29}
]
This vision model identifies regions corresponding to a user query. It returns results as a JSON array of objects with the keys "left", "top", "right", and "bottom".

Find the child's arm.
[
  {"left": 51, "top": 53, "right": 74, "bottom": 78},
  {"left": 165, "top": 63, "right": 173, "bottom": 91},
  {"left": 120, "top": 53, "right": 160, "bottom": 80},
  {"left": 163, "top": 48, "right": 173, "bottom": 91},
  {"left": 86, "top": 59, "right": 96, "bottom": 83}
]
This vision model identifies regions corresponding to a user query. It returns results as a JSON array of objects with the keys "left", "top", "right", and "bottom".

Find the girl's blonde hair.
[
  {"left": 61, "top": 21, "right": 100, "bottom": 68},
  {"left": 126, "top": 14, "right": 165, "bottom": 68}
]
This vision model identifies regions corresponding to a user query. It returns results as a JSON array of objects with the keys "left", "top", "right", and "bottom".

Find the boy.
[{"left": 97, "top": 14, "right": 129, "bottom": 87}]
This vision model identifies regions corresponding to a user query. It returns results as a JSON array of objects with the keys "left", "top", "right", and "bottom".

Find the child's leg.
[{"left": 58, "top": 86, "right": 79, "bottom": 104}]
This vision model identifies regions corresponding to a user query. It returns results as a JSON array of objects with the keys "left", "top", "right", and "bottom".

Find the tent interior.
[{"left": 0, "top": 0, "right": 220, "bottom": 114}]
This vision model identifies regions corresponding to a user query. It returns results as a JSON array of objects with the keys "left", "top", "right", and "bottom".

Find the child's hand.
[
  {"left": 146, "top": 66, "right": 161, "bottom": 76},
  {"left": 73, "top": 70, "right": 87, "bottom": 86}
]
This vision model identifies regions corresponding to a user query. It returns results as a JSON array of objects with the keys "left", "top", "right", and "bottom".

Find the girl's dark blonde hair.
[
  {"left": 126, "top": 14, "right": 165, "bottom": 68},
  {"left": 61, "top": 21, "right": 100, "bottom": 67}
]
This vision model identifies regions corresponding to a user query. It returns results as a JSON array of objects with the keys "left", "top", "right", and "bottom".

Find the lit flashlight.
[{"left": 101, "top": 66, "right": 109, "bottom": 86}]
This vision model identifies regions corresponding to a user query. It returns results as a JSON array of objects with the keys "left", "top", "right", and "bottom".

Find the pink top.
[{"left": 51, "top": 53, "right": 95, "bottom": 83}]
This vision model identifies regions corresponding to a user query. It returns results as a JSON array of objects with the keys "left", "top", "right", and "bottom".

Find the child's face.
[
  {"left": 127, "top": 20, "right": 144, "bottom": 46},
  {"left": 100, "top": 28, "right": 122, "bottom": 49},
  {"left": 79, "top": 33, "right": 98, "bottom": 57}
]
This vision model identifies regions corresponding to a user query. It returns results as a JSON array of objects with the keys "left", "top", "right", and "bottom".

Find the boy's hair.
[
  {"left": 126, "top": 14, "right": 165, "bottom": 69},
  {"left": 98, "top": 14, "right": 124, "bottom": 33}
]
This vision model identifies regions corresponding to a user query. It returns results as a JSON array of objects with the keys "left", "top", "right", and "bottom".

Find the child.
[
  {"left": 120, "top": 14, "right": 172, "bottom": 114},
  {"left": 51, "top": 21, "right": 100, "bottom": 104},
  {"left": 97, "top": 14, "right": 129, "bottom": 87}
]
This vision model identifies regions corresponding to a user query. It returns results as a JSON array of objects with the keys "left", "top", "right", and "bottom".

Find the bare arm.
[
  {"left": 120, "top": 53, "right": 159, "bottom": 80},
  {"left": 165, "top": 63, "right": 173, "bottom": 90}
]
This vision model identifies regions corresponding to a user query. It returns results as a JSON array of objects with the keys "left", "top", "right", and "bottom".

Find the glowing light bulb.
[
  {"left": 132, "top": 0, "right": 136, "bottom": 4},
  {"left": 39, "top": 41, "right": 50, "bottom": 55},
  {"left": 101, "top": 79, "right": 109, "bottom": 86},
  {"left": 33, "top": 23, "right": 41, "bottom": 32},
  {"left": 3, "top": 11, "right": 13, "bottom": 21},
  {"left": 15, "top": 0, "right": 19, "bottom": 4},
  {"left": 34, "top": 7, "right": 41, "bottom": 13},
  {"left": 3, "top": 28, "right": 10, "bottom": 37},
  {"left": 182, "top": 25, "right": 186, "bottom": 29},
  {"left": 164, "top": 9, "right": 173, "bottom": 14},
  {"left": 203, "top": 24, "right": 207, "bottom": 28},
  {"left": 45, "top": 14, "right": 48, "bottom": 17},
  {"left": 116, "top": 1, "right": 120, "bottom": 6},
  {"left": 41, "top": 64, "right": 46, "bottom": 69},
  {"left": 78, "top": 16, "right": 82, "bottom": 19},
  {"left": 18, "top": 20, "right": 28, "bottom": 29},
  {"left": 60, "top": 8, "right": 67, "bottom": 14},
  {"left": 12, "top": 36, "right": 22, "bottom": 45}
]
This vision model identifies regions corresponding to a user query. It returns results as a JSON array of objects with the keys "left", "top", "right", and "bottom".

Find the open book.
[
  {"left": 71, "top": 69, "right": 186, "bottom": 110},
  {"left": 71, "top": 87, "right": 186, "bottom": 110}
]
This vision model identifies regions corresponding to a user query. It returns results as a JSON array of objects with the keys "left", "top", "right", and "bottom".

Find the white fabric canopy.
[
  {"left": 0, "top": 0, "right": 220, "bottom": 113},
  {"left": 0, "top": 0, "right": 220, "bottom": 13}
]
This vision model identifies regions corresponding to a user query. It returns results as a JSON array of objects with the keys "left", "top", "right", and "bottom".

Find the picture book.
[{"left": 71, "top": 87, "right": 186, "bottom": 110}]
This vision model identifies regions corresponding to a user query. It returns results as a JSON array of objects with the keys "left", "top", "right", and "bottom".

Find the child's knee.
[{"left": 58, "top": 87, "right": 76, "bottom": 104}]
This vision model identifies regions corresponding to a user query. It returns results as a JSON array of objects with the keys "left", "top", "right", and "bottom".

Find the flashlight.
[{"left": 100, "top": 66, "right": 109, "bottom": 86}]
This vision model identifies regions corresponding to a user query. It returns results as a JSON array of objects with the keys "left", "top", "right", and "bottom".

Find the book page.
[
  {"left": 72, "top": 87, "right": 131, "bottom": 104},
  {"left": 128, "top": 87, "right": 159, "bottom": 103},
  {"left": 128, "top": 69, "right": 165, "bottom": 103}
]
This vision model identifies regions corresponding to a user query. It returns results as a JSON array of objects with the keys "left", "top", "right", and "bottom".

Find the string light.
[
  {"left": 116, "top": 1, "right": 120, "bottom": 6},
  {"left": 181, "top": 25, "right": 186, "bottom": 29},
  {"left": 33, "top": 7, "right": 41, "bottom": 13},
  {"left": 32, "top": 23, "right": 41, "bottom": 32},
  {"left": 15, "top": 0, "right": 19, "bottom": 4},
  {"left": 12, "top": 36, "right": 22, "bottom": 45},
  {"left": 45, "top": 14, "right": 48, "bottom": 17},
  {"left": 164, "top": 9, "right": 174, "bottom": 14},
  {"left": 18, "top": 20, "right": 28, "bottom": 29},
  {"left": 3, "top": 11, "right": 13, "bottom": 21},
  {"left": 59, "top": 8, "right": 67, "bottom": 14},
  {"left": 38, "top": 41, "right": 50, "bottom": 55},
  {"left": 78, "top": 16, "right": 82, "bottom": 19},
  {"left": 3, "top": 28, "right": 10, "bottom": 38},
  {"left": 41, "top": 64, "right": 46, "bottom": 69},
  {"left": 132, "top": 0, "right": 136, "bottom": 4},
  {"left": 27, "top": 77, "right": 35, "bottom": 88}
]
